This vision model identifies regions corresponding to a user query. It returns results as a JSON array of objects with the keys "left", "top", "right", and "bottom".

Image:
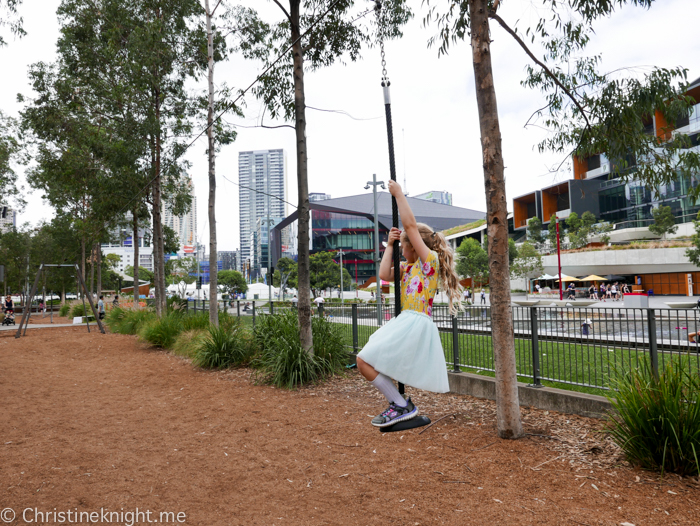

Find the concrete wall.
[
  {"left": 447, "top": 371, "right": 612, "bottom": 419},
  {"left": 543, "top": 246, "right": 697, "bottom": 276}
]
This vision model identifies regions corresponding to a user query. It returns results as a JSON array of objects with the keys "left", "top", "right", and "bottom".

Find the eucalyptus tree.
[
  {"left": 28, "top": 0, "right": 207, "bottom": 316},
  {"left": 200, "top": 2, "right": 267, "bottom": 325},
  {"left": 424, "top": 0, "right": 699, "bottom": 439},
  {"left": 21, "top": 60, "right": 117, "bottom": 285},
  {"left": 0, "top": 225, "right": 31, "bottom": 300},
  {"left": 0, "top": 0, "right": 25, "bottom": 46},
  {"left": 250, "top": 0, "right": 410, "bottom": 354},
  {"left": 0, "top": 112, "right": 24, "bottom": 208}
]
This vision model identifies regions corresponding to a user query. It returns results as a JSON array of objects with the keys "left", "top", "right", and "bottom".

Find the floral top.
[{"left": 400, "top": 250, "right": 439, "bottom": 317}]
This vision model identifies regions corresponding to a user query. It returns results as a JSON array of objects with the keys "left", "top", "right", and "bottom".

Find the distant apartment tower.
[
  {"left": 309, "top": 192, "right": 331, "bottom": 201},
  {"left": 238, "top": 149, "right": 287, "bottom": 273},
  {"left": 162, "top": 177, "right": 197, "bottom": 254},
  {"left": 413, "top": 190, "right": 452, "bottom": 206},
  {"left": 101, "top": 212, "right": 153, "bottom": 275},
  {"left": 218, "top": 250, "right": 239, "bottom": 271},
  {"left": 0, "top": 206, "right": 17, "bottom": 233}
]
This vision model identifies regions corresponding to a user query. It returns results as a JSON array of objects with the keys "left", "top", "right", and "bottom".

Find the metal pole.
[
  {"left": 339, "top": 248, "right": 344, "bottom": 303},
  {"left": 529, "top": 306, "right": 542, "bottom": 387},
  {"left": 647, "top": 308, "right": 659, "bottom": 379},
  {"left": 451, "top": 315, "right": 460, "bottom": 373},
  {"left": 373, "top": 177, "right": 382, "bottom": 327},
  {"left": 382, "top": 79, "right": 403, "bottom": 393},
  {"left": 352, "top": 303, "right": 359, "bottom": 353},
  {"left": 267, "top": 192, "right": 272, "bottom": 305},
  {"left": 366, "top": 174, "right": 385, "bottom": 327},
  {"left": 556, "top": 216, "right": 563, "bottom": 300}
]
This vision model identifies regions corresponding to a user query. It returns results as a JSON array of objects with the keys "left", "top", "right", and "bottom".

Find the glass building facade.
[
  {"left": 311, "top": 210, "right": 389, "bottom": 284},
  {"left": 598, "top": 174, "right": 700, "bottom": 228}
]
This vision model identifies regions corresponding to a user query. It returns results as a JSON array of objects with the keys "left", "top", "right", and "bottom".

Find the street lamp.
[
  {"left": 338, "top": 248, "right": 345, "bottom": 301},
  {"left": 365, "top": 174, "right": 385, "bottom": 326}
]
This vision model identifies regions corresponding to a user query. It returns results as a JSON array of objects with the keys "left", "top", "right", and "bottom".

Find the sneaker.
[{"left": 371, "top": 398, "right": 418, "bottom": 428}]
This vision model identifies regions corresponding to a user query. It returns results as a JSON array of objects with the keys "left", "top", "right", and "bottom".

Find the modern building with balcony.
[
  {"left": 514, "top": 75, "right": 700, "bottom": 294},
  {"left": 514, "top": 75, "right": 700, "bottom": 237}
]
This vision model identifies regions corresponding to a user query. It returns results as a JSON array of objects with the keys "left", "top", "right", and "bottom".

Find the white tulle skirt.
[{"left": 357, "top": 309, "right": 450, "bottom": 393}]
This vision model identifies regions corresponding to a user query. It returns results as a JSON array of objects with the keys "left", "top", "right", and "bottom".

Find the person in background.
[
  {"left": 581, "top": 318, "right": 592, "bottom": 336},
  {"left": 97, "top": 295, "right": 106, "bottom": 320},
  {"left": 480, "top": 289, "right": 486, "bottom": 304},
  {"left": 599, "top": 283, "right": 607, "bottom": 302},
  {"left": 4, "top": 295, "right": 14, "bottom": 315},
  {"left": 113, "top": 295, "right": 120, "bottom": 307},
  {"left": 291, "top": 295, "right": 298, "bottom": 308}
]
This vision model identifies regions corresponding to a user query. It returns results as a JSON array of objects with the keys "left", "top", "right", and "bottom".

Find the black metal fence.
[{"left": 205, "top": 299, "right": 700, "bottom": 393}]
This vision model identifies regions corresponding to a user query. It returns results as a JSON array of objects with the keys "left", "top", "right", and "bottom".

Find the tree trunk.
[
  {"left": 153, "top": 89, "right": 166, "bottom": 316},
  {"left": 290, "top": 0, "right": 313, "bottom": 354},
  {"left": 96, "top": 244, "right": 102, "bottom": 300},
  {"left": 133, "top": 207, "right": 140, "bottom": 311},
  {"left": 89, "top": 243, "right": 96, "bottom": 297},
  {"left": 80, "top": 237, "right": 86, "bottom": 295},
  {"left": 205, "top": 0, "right": 219, "bottom": 327},
  {"left": 469, "top": 0, "right": 522, "bottom": 439}
]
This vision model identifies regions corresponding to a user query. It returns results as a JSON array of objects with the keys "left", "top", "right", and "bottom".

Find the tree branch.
[
  {"left": 211, "top": 0, "right": 223, "bottom": 17},
  {"left": 488, "top": 11, "right": 591, "bottom": 130},
  {"left": 271, "top": 0, "right": 292, "bottom": 24}
]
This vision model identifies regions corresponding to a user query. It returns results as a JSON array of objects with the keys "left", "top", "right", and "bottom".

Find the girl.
[{"left": 356, "top": 180, "right": 462, "bottom": 427}]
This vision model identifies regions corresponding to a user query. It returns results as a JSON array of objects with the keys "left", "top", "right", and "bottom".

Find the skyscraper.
[
  {"left": 238, "top": 149, "right": 287, "bottom": 274},
  {"left": 0, "top": 207, "right": 17, "bottom": 234},
  {"left": 162, "top": 177, "right": 197, "bottom": 254}
]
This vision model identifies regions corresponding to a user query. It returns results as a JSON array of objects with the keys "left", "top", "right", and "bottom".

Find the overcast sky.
[{"left": 2, "top": 0, "right": 699, "bottom": 251}]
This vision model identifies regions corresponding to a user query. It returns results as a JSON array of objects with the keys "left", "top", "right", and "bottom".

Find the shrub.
[
  {"left": 193, "top": 322, "right": 255, "bottom": 369},
  {"left": 172, "top": 329, "right": 208, "bottom": 359},
  {"left": 70, "top": 303, "right": 87, "bottom": 318},
  {"left": 106, "top": 307, "right": 156, "bottom": 335},
  {"left": 59, "top": 304, "right": 71, "bottom": 317},
  {"left": 139, "top": 312, "right": 184, "bottom": 349},
  {"left": 606, "top": 360, "right": 700, "bottom": 476},
  {"left": 252, "top": 310, "right": 349, "bottom": 389},
  {"left": 180, "top": 311, "right": 211, "bottom": 331}
]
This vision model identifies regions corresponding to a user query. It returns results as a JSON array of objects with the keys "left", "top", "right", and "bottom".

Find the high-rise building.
[
  {"left": 238, "top": 149, "right": 287, "bottom": 273},
  {"left": 0, "top": 207, "right": 17, "bottom": 234},
  {"left": 101, "top": 213, "right": 153, "bottom": 275},
  {"left": 162, "top": 177, "right": 197, "bottom": 254},
  {"left": 218, "top": 250, "right": 239, "bottom": 271}
]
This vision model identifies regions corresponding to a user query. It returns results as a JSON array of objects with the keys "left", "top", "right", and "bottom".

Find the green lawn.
[{"left": 324, "top": 316, "right": 700, "bottom": 397}]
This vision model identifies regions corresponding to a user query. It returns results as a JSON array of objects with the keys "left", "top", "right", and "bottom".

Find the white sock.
[{"left": 370, "top": 373, "right": 407, "bottom": 407}]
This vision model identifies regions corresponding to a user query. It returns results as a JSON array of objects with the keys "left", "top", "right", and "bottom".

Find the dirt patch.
[{"left": 1, "top": 327, "right": 698, "bottom": 525}]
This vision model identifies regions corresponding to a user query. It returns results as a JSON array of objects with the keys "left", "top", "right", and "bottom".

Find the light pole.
[
  {"left": 365, "top": 174, "right": 385, "bottom": 326},
  {"left": 338, "top": 248, "right": 345, "bottom": 301},
  {"left": 555, "top": 215, "right": 563, "bottom": 300}
]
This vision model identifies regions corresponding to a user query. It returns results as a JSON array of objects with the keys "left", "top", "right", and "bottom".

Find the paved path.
[{"left": 0, "top": 323, "right": 74, "bottom": 332}]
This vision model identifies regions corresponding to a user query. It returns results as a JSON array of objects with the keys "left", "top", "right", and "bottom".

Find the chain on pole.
[{"left": 376, "top": 0, "right": 403, "bottom": 392}]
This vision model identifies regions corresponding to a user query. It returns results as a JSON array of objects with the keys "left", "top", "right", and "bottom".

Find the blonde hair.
[{"left": 400, "top": 223, "right": 462, "bottom": 314}]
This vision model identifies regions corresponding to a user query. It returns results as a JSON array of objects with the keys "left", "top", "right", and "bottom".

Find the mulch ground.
[{"left": 1, "top": 326, "right": 698, "bottom": 525}]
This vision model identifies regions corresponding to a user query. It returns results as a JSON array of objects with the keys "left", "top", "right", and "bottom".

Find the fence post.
[
  {"left": 270, "top": 300, "right": 274, "bottom": 315},
  {"left": 647, "top": 308, "right": 659, "bottom": 379},
  {"left": 318, "top": 303, "right": 324, "bottom": 317},
  {"left": 252, "top": 301, "right": 256, "bottom": 328},
  {"left": 451, "top": 315, "right": 460, "bottom": 372},
  {"left": 352, "top": 303, "right": 359, "bottom": 353},
  {"left": 529, "top": 306, "right": 542, "bottom": 387},
  {"left": 237, "top": 300, "right": 240, "bottom": 318}
]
